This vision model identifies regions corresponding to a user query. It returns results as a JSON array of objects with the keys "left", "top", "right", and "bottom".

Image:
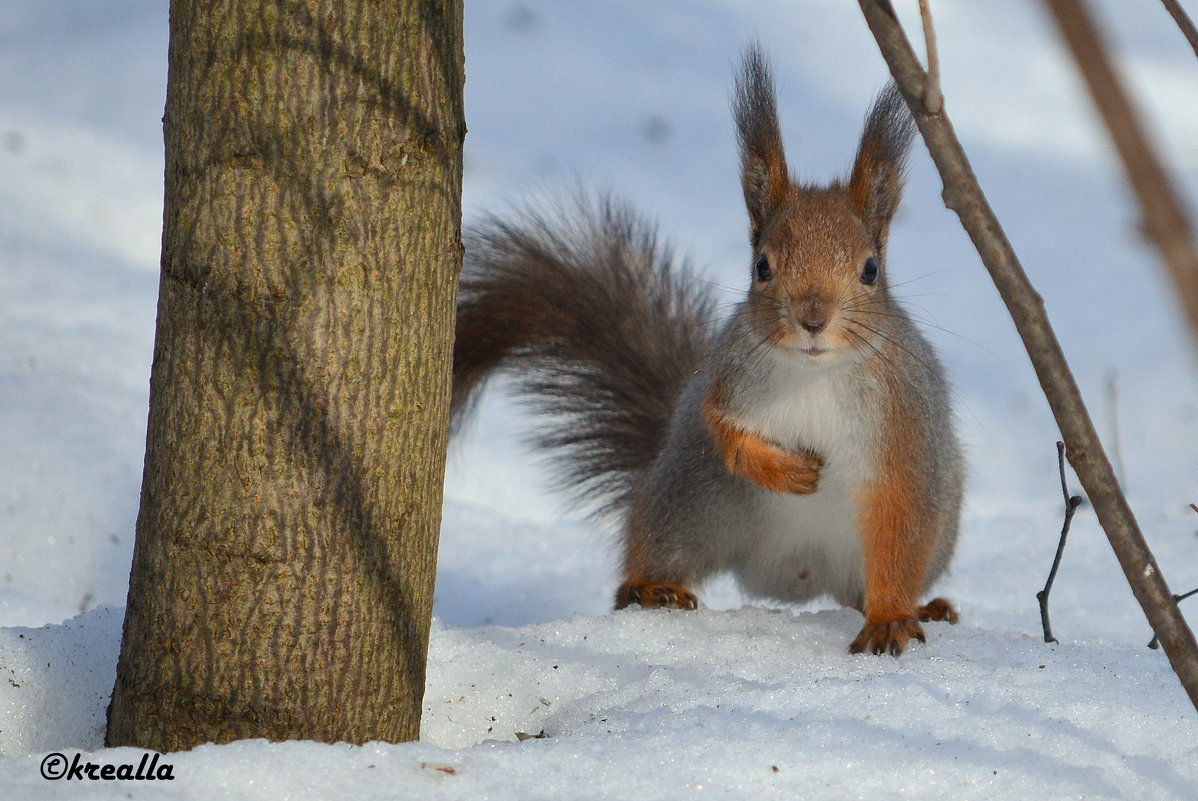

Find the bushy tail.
[{"left": 453, "top": 196, "right": 717, "bottom": 520}]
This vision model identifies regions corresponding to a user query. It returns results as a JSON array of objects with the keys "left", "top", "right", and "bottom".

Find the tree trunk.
[{"left": 106, "top": 0, "right": 464, "bottom": 750}]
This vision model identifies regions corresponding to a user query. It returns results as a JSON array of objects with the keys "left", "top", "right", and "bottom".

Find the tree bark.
[{"left": 107, "top": 0, "right": 464, "bottom": 750}]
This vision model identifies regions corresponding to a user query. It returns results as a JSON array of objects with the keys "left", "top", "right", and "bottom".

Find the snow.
[
  {"left": 1, "top": 603, "right": 1197, "bottom": 799},
  {"left": 2, "top": 0, "right": 1198, "bottom": 799}
]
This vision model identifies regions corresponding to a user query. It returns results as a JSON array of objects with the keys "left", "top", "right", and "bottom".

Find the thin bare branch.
[
  {"left": 1037, "top": 442, "right": 1085, "bottom": 643},
  {"left": 1160, "top": 0, "right": 1198, "bottom": 60},
  {"left": 918, "top": 0, "right": 943, "bottom": 113},
  {"left": 857, "top": 0, "right": 1198, "bottom": 714},
  {"left": 1044, "top": 0, "right": 1198, "bottom": 351}
]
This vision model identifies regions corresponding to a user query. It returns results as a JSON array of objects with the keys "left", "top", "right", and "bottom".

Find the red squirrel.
[{"left": 452, "top": 46, "right": 964, "bottom": 656}]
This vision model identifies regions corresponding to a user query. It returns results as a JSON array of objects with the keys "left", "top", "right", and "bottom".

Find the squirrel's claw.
[
  {"left": 849, "top": 617, "right": 926, "bottom": 657},
  {"left": 615, "top": 580, "right": 699, "bottom": 610}
]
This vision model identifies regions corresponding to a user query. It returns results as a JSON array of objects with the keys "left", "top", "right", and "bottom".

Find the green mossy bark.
[{"left": 107, "top": 0, "right": 464, "bottom": 749}]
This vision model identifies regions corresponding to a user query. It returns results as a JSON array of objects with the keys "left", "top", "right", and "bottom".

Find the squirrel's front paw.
[
  {"left": 738, "top": 441, "right": 823, "bottom": 495},
  {"left": 615, "top": 579, "right": 699, "bottom": 610},
  {"left": 849, "top": 616, "right": 926, "bottom": 657},
  {"left": 705, "top": 406, "right": 823, "bottom": 494},
  {"left": 774, "top": 449, "right": 824, "bottom": 494}
]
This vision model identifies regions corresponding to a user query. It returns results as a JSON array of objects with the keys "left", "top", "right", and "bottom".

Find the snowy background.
[{"left": 2, "top": 0, "right": 1198, "bottom": 798}]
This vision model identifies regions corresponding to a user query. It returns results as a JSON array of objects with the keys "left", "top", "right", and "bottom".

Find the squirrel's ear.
[
  {"left": 734, "top": 45, "right": 790, "bottom": 247},
  {"left": 848, "top": 83, "right": 915, "bottom": 248}
]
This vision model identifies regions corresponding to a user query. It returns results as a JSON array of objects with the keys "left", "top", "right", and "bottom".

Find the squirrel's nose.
[
  {"left": 795, "top": 296, "right": 831, "bottom": 335},
  {"left": 800, "top": 317, "right": 827, "bottom": 334}
]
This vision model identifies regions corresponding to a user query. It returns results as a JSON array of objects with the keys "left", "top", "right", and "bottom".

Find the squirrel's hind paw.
[
  {"left": 918, "top": 597, "right": 959, "bottom": 624},
  {"left": 849, "top": 617, "right": 926, "bottom": 657},
  {"left": 615, "top": 580, "right": 699, "bottom": 610}
]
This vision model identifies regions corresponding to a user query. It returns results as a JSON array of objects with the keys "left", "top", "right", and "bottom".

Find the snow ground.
[
  {"left": 2, "top": 604, "right": 1197, "bottom": 800},
  {"left": 2, "top": 0, "right": 1198, "bottom": 799}
]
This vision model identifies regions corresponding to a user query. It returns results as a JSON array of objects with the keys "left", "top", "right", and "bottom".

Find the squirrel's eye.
[
  {"left": 860, "top": 258, "right": 879, "bottom": 286},
  {"left": 754, "top": 256, "right": 772, "bottom": 282}
]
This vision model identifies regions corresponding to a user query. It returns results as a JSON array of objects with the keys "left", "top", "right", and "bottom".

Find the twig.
[
  {"left": 1037, "top": 442, "right": 1084, "bottom": 644},
  {"left": 1160, "top": 0, "right": 1198, "bottom": 60},
  {"left": 918, "top": 0, "right": 943, "bottom": 113},
  {"left": 858, "top": 0, "right": 1198, "bottom": 714},
  {"left": 1043, "top": 0, "right": 1198, "bottom": 352}
]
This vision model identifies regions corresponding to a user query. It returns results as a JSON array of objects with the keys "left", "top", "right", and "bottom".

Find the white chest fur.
[
  {"left": 739, "top": 352, "right": 879, "bottom": 471},
  {"left": 729, "top": 352, "right": 880, "bottom": 603}
]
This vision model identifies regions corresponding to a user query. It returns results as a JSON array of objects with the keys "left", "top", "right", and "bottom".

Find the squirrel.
[{"left": 452, "top": 46, "right": 964, "bottom": 657}]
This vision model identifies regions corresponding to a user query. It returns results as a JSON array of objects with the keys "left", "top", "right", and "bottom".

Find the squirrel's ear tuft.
[
  {"left": 733, "top": 44, "right": 791, "bottom": 247},
  {"left": 848, "top": 83, "right": 915, "bottom": 248}
]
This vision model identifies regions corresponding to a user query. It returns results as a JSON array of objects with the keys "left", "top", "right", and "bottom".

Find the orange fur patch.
[
  {"left": 852, "top": 397, "right": 938, "bottom": 656},
  {"left": 701, "top": 390, "right": 822, "bottom": 495}
]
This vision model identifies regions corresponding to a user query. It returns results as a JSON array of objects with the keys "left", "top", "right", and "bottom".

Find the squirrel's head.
[{"left": 733, "top": 46, "right": 914, "bottom": 365}]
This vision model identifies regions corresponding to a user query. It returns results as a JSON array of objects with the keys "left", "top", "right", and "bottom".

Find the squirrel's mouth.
[
  {"left": 776, "top": 342, "right": 838, "bottom": 362},
  {"left": 773, "top": 331, "right": 843, "bottom": 362}
]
